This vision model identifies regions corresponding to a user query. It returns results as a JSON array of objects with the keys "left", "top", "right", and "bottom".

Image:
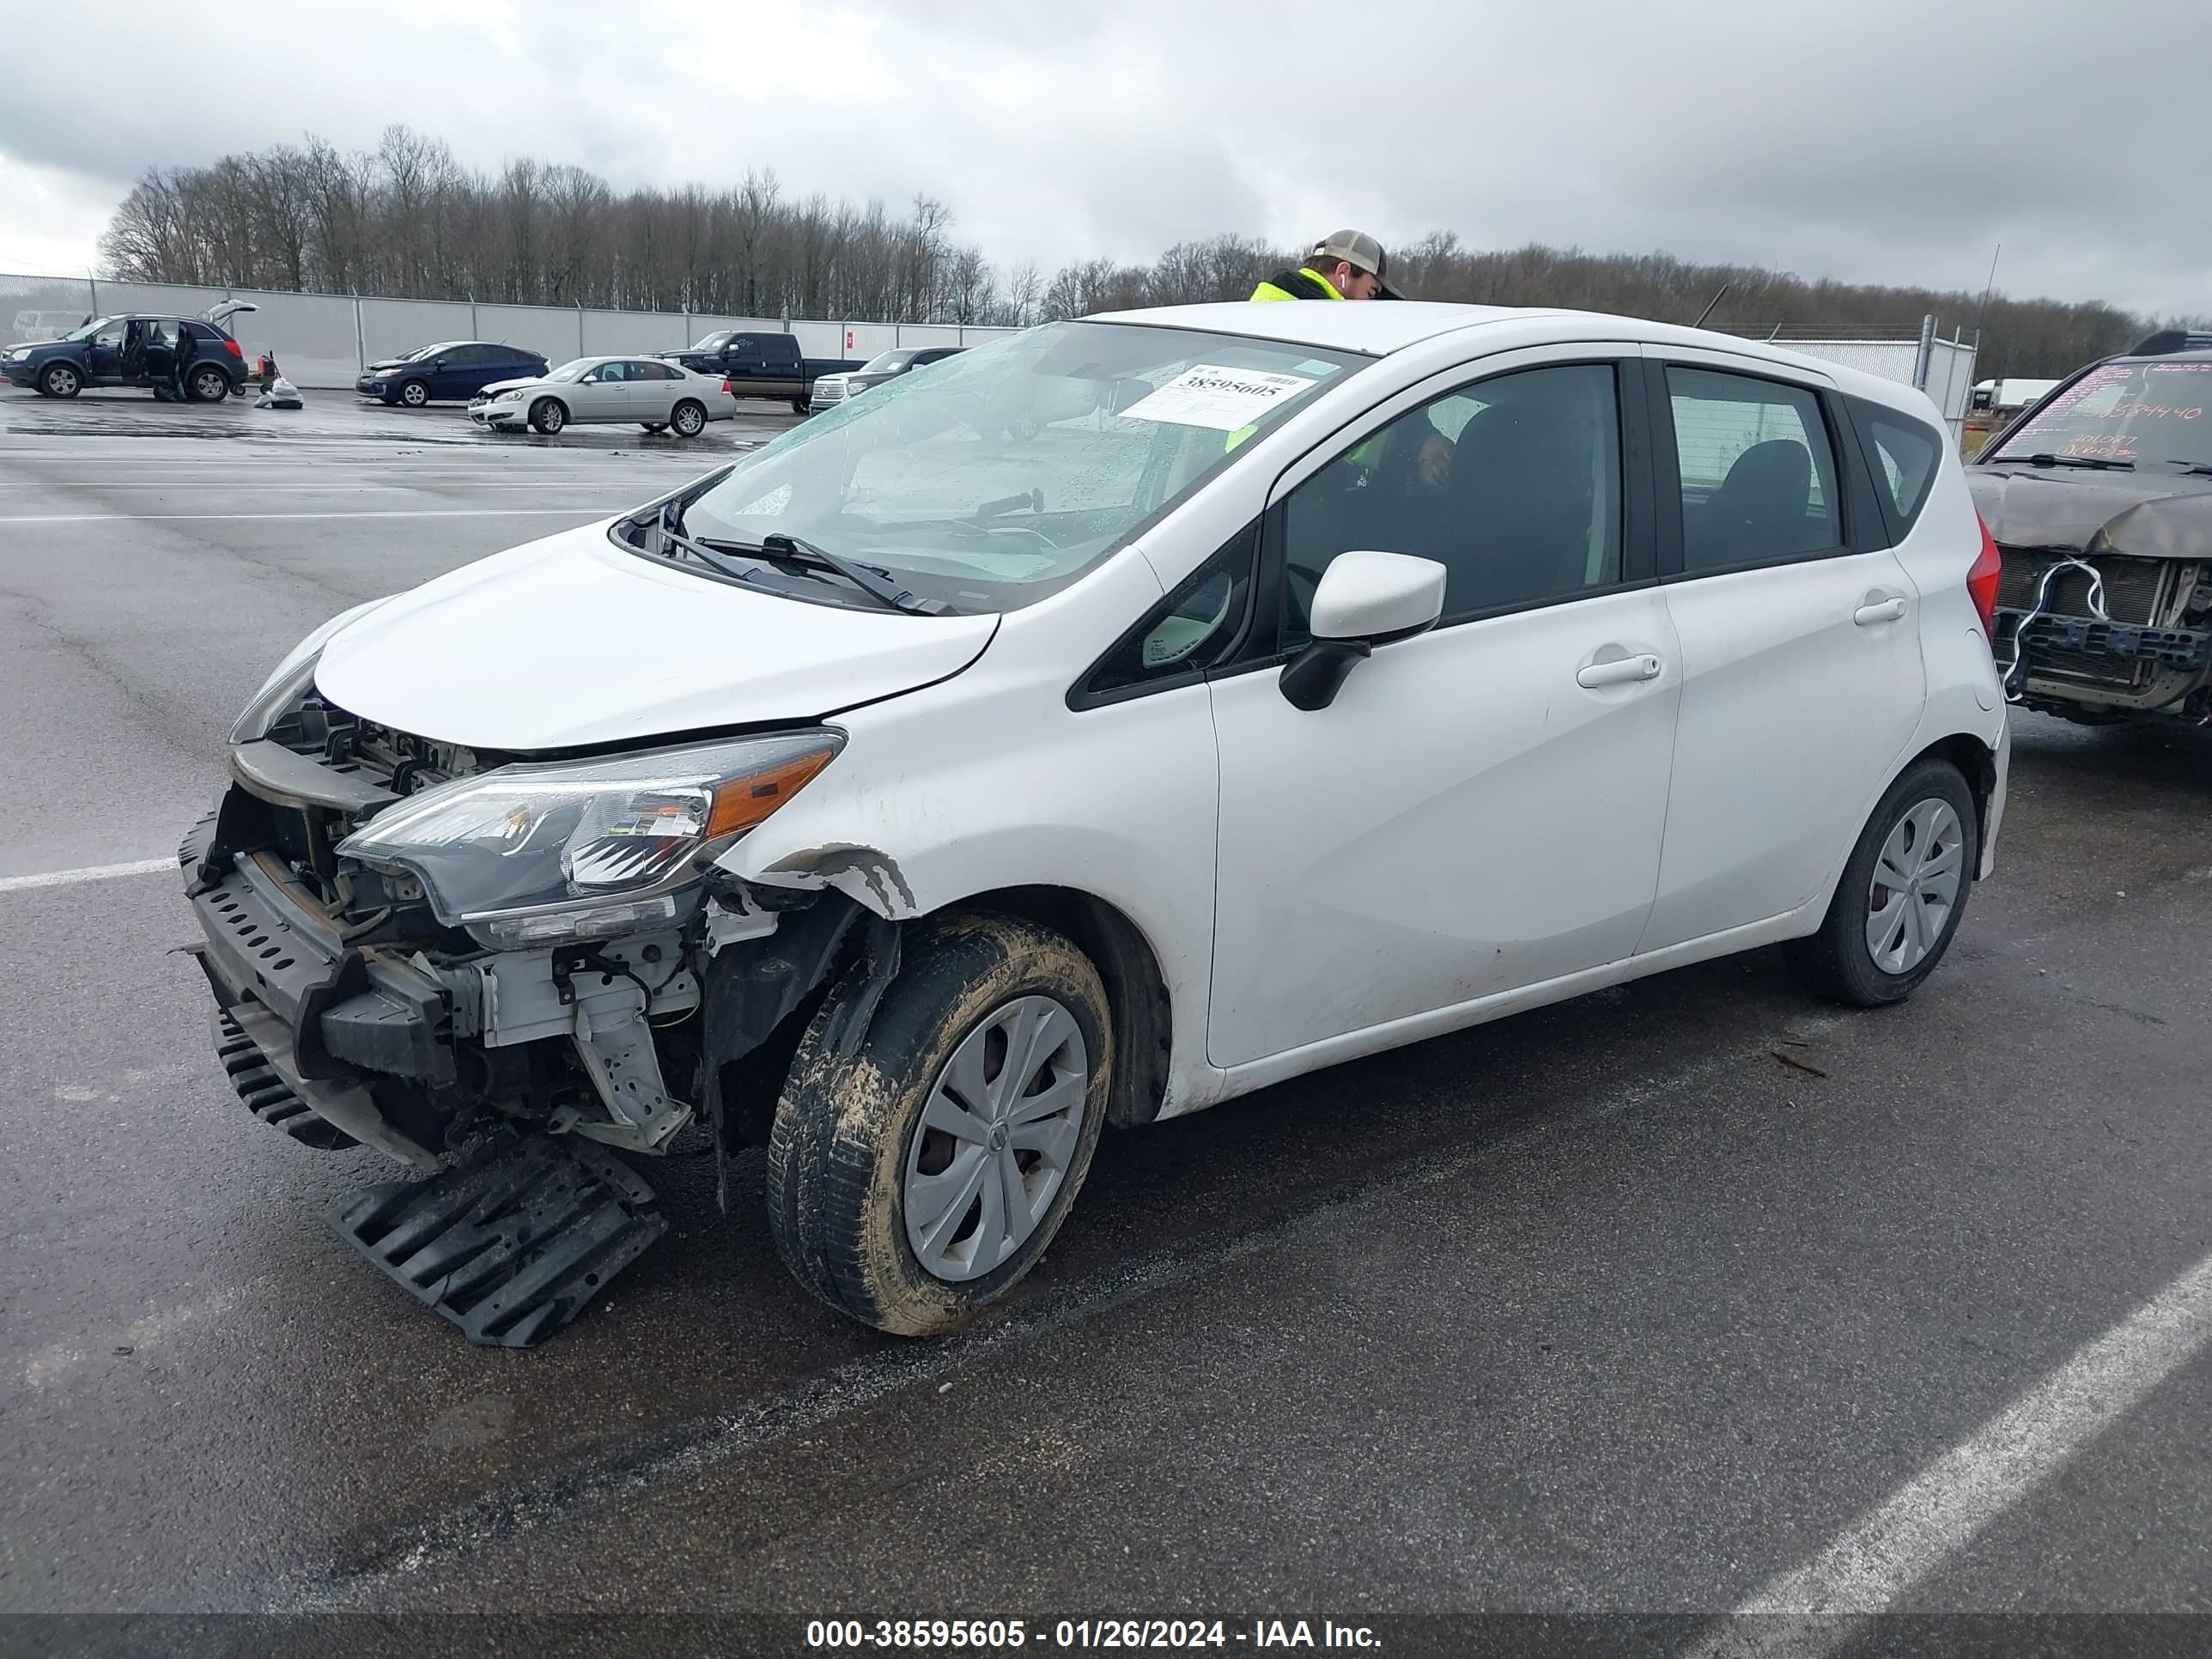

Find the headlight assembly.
[
  {"left": 228, "top": 597, "right": 392, "bottom": 743},
  {"left": 337, "top": 730, "right": 844, "bottom": 946}
]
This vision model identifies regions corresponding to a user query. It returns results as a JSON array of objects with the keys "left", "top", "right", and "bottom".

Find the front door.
[
  {"left": 85, "top": 319, "right": 127, "bottom": 384},
  {"left": 1206, "top": 353, "right": 1681, "bottom": 1069},
  {"left": 1639, "top": 353, "right": 1925, "bottom": 951}
]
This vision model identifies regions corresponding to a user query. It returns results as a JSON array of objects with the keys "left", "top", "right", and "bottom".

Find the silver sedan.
[{"left": 469, "top": 356, "right": 738, "bottom": 437}]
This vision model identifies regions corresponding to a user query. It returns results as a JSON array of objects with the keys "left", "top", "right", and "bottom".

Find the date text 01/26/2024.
[{"left": 805, "top": 1620, "right": 1382, "bottom": 1650}]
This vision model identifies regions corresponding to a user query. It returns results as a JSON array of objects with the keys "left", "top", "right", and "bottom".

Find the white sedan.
[{"left": 469, "top": 355, "right": 737, "bottom": 436}]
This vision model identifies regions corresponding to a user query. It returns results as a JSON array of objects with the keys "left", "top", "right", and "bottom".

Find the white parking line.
[
  {"left": 1691, "top": 1249, "right": 2212, "bottom": 1657},
  {"left": 0, "top": 857, "right": 177, "bottom": 894},
  {"left": 0, "top": 509, "right": 615, "bottom": 523}
]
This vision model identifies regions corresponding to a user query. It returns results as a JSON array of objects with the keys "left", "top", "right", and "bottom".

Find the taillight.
[
  {"left": 721, "top": 378, "right": 732, "bottom": 394},
  {"left": 1968, "top": 515, "right": 2002, "bottom": 635},
  {"left": 222, "top": 337, "right": 242, "bottom": 358}
]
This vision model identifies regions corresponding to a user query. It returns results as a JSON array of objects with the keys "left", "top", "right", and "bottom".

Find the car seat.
[{"left": 1692, "top": 439, "right": 1814, "bottom": 564}]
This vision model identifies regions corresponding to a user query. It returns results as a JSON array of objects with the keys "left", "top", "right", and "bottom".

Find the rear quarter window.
[{"left": 1848, "top": 398, "right": 1943, "bottom": 537}]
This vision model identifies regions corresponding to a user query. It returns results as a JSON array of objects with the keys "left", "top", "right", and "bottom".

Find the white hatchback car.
[
  {"left": 185, "top": 302, "right": 2007, "bottom": 1345},
  {"left": 470, "top": 354, "right": 737, "bottom": 436}
]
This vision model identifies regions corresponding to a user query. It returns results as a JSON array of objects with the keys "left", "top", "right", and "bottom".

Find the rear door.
[
  {"left": 1639, "top": 349, "right": 1924, "bottom": 951},
  {"left": 627, "top": 360, "right": 677, "bottom": 420}
]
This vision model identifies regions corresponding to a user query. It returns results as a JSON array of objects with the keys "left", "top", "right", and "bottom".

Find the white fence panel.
[
  {"left": 583, "top": 308, "right": 689, "bottom": 357},
  {"left": 360, "top": 297, "right": 474, "bottom": 368}
]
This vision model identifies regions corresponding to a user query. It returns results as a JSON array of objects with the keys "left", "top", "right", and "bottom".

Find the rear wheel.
[
  {"left": 188, "top": 366, "right": 231, "bottom": 403},
  {"left": 670, "top": 398, "right": 707, "bottom": 437},
  {"left": 791, "top": 398, "right": 807, "bottom": 416},
  {"left": 1787, "top": 757, "right": 1978, "bottom": 1006},
  {"left": 767, "top": 912, "right": 1112, "bottom": 1335},
  {"left": 39, "top": 363, "right": 81, "bottom": 398},
  {"left": 528, "top": 398, "right": 566, "bottom": 434}
]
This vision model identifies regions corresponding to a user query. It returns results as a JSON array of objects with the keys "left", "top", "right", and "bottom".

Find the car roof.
[
  {"left": 1087, "top": 301, "right": 1549, "bottom": 356},
  {"left": 1093, "top": 299, "right": 1901, "bottom": 380}
]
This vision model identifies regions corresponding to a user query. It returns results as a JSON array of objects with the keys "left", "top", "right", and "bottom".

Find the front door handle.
[
  {"left": 1576, "top": 653, "right": 1662, "bottom": 688},
  {"left": 1854, "top": 594, "right": 1909, "bottom": 626}
]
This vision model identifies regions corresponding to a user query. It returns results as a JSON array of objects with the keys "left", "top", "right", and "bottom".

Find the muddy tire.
[
  {"left": 1787, "top": 757, "right": 1978, "bottom": 1007},
  {"left": 767, "top": 911, "right": 1112, "bottom": 1335}
]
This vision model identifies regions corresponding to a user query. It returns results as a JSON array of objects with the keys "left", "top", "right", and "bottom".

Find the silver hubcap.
[
  {"left": 902, "top": 995, "right": 1088, "bottom": 1282},
  {"left": 677, "top": 406, "right": 701, "bottom": 433},
  {"left": 52, "top": 370, "right": 76, "bottom": 393},
  {"left": 403, "top": 383, "right": 425, "bottom": 404},
  {"left": 541, "top": 404, "right": 561, "bottom": 429},
  {"left": 1866, "top": 798, "right": 1964, "bottom": 975}
]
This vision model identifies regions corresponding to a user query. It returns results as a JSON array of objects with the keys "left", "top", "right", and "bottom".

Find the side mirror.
[{"left": 1279, "top": 550, "right": 1447, "bottom": 712}]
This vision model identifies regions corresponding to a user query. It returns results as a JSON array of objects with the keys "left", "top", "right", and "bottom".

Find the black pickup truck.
[{"left": 658, "top": 331, "right": 860, "bottom": 414}]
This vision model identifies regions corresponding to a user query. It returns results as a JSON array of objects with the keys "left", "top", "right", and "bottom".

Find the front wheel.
[
  {"left": 669, "top": 399, "right": 707, "bottom": 437},
  {"left": 1787, "top": 757, "right": 1978, "bottom": 1006},
  {"left": 39, "top": 363, "right": 81, "bottom": 398},
  {"left": 397, "top": 379, "right": 429, "bottom": 408},
  {"left": 528, "top": 397, "right": 566, "bottom": 434},
  {"left": 767, "top": 912, "right": 1113, "bottom": 1335}
]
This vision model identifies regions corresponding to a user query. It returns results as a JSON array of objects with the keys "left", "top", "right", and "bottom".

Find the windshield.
[
  {"left": 860, "top": 350, "right": 917, "bottom": 374},
  {"left": 407, "top": 341, "right": 465, "bottom": 362},
  {"left": 64, "top": 317, "right": 118, "bottom": 343},
  {"left": 545, "top": 359, "right": 595, "bottom": 383},
  {"left": 692, "top": 331, "right": 731, "bottom": 351},
  {"left": 1992, "top": 359, "right": 2212, "bottom": 469},
  {"left": 678, "top": 322, "right": 1364, "bottom": 612}
]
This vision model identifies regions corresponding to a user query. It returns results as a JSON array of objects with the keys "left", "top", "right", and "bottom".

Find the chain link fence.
[{"left": 0, "top": 272, "right": 1020, "bottom": 389}]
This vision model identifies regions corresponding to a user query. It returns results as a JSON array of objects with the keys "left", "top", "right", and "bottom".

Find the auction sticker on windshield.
[{"left": 1116, "top": 365, "right": 1321, "bottom": 431}]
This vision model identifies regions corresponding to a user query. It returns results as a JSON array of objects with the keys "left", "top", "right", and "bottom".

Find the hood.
[
  {"left": 1967, "top": 465, "right": 2212, "bottom": 559},
  {"left": 477, "top": 376, "right": 541, "bottom": 396},
  {"left": 364, "top": 356, "right": 416, "bottom": 371},
  {"left": 312, "top": 520, "right": 1000, "bottom": 750}
]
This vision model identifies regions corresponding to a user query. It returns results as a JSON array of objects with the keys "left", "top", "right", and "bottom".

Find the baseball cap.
[{"left": 1309, "top": 229, "right": 1405, "bottom": 298}]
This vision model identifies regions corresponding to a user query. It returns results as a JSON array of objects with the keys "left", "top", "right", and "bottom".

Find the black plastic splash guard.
[{"left": 328, "top": 1127, "right": 666, "bottom": 1348}]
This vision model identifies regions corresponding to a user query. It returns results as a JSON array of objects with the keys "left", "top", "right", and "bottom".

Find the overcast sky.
[{"left": 4, "top": 0, "right": 2207, "bottom": 317}]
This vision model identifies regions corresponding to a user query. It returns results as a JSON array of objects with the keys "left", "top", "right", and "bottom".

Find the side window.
[
  {"left": 92, "top": 320, "right": 126, "bottom": 349},
  {"left": 1852, "top": 399, "right": 1942, "bottom": 536},
  {"left": 1078, "top": 524, "right": 1258, "bottom": 703},
  {"left": 732, "top": 337, "right": 758, "bottom": 362},
  {"left": 598, "top": 362, "right": 628, "bottom": 383},
  {"left": 456, "top": 344, "right": 495, "bottom": 367},
  {"left": 1666, "top": 368, "right": 1842, "bottom": 571},
  {"left": 1280, "top": 362, "right": 1623, "bottom": 643}
]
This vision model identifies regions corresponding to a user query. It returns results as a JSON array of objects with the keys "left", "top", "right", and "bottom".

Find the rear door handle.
[
  {"left": 1576, "top": 653, "right": 1662, "bottom": 688},
  {"left": 1854, "top": 595, "right": 1909, "bottom": 626}
]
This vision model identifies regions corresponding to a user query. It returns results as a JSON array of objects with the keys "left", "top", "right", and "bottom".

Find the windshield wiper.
[
  {"left": 1993, "top": 451, "right": 2135, "bottom": 471},
  {"left": 2160, "top": 459, "right": 2212, "bottom": 478},
  {"left": 755, "top": 532, "right": 951, "bottom": 616},
  {"left": 648, "top": 501, "right": 770, "bottom": 586}
]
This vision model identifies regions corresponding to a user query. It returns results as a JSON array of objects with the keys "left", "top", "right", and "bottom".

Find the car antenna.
[{"left": 1692, "top": 283, "right": 1731, "bottom": 331}]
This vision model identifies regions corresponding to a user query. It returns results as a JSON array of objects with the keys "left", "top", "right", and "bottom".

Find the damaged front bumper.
[
  {"left": 184, "top": 809, "right": 453, "bottom": 1165},
  {"left": 1995, "top": 607, "right": 2212, "bottom": 676}
]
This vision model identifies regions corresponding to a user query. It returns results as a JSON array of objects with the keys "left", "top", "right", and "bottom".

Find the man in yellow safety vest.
[{"left": 1251, "top": 230, "right": 1402, "bottom": 301}]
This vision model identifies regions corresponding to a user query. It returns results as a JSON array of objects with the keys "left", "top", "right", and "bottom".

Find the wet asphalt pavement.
[{"left": 0, "top": 390, "right": 2207, "bottom": 1652}]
